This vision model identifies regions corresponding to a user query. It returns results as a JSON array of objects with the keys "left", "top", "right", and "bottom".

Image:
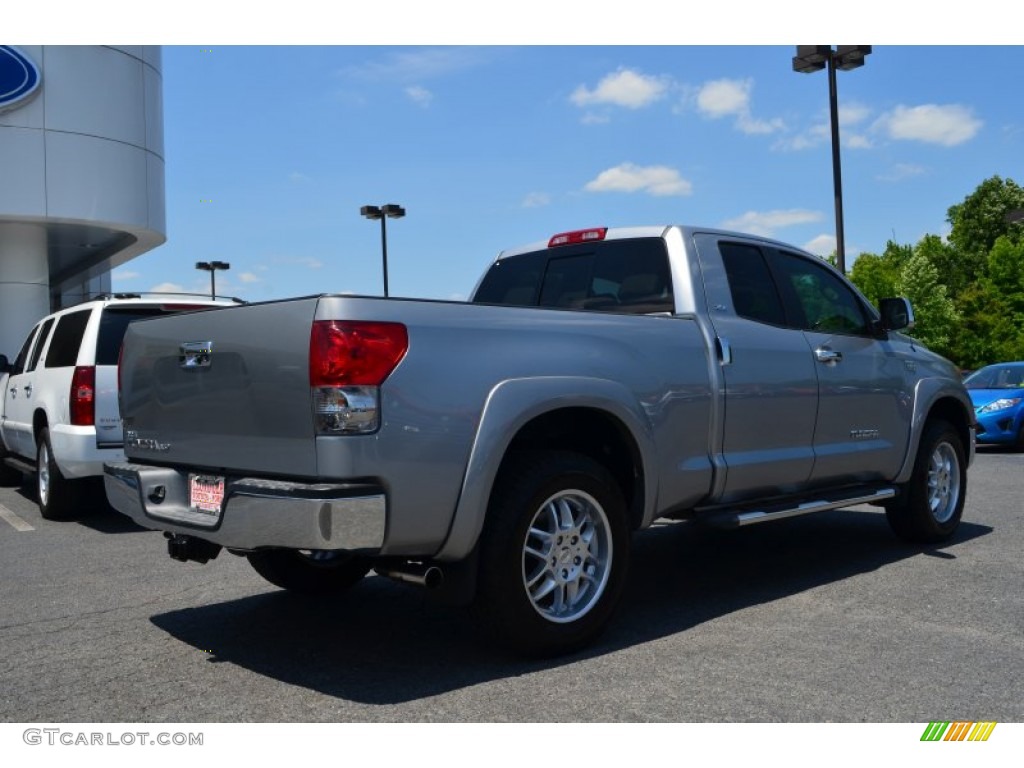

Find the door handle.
[
  {"left": 815, "top": 347, "right": 842, "bottom": 364},
  {"left": 23, "top": 384, "right": 32, "bottom": 396},
  {"left": 716, "top": 337, "right": 733, "bottom": 366},
  {"left": 8, "top": 387, "right": 15, "bottom": 397}
]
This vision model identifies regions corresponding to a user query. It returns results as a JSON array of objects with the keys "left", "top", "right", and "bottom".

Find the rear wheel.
[
  {"left": 886, "top": 419, "right": 966, "bottom": 543},
  {"left": 247, "top": 549, "right": 371, "bottom": 595},
  {"left": 37, "top": 428, "right": 75, "bottom": 520},
  {"left": 474, "top": 451, "right": 630, "bottom": 657}
]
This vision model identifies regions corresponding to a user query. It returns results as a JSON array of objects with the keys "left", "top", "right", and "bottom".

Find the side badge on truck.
[{"left": 180, "top": 341, "right": 213, "bottom": 370}]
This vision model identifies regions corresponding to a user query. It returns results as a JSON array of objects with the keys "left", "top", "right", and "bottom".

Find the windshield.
[{"left": 964, "top": 364, "right": 1024, "bottom": 390}]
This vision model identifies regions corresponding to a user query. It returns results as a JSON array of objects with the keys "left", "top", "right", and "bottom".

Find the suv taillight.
[
  {"left": 70, "top": 365, "right": 96, "bottom": 426},
  {"left": 309, "top": 321, "right": 408, "bottom": 434}
]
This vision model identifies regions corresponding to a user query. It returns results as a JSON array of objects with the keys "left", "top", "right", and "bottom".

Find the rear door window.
[
  {"left": 44, "top": 310, "right": 91, "bottom": 368},
  {"left": 26, "top": 318, "right": 55, "bottom": 372},
  {"left": 10, "top": 326, "right": 40, "bottom": 376},
  {"left": 719, "top": 242, "right": 787, "bottom": 326}
]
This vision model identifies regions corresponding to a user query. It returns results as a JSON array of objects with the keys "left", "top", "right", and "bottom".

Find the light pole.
[
  {"left": 360, "top": 204, "right": 405, "bottom": 298},
  {"left": 195, "top": 260, "right": 230, "bottom": 298},
  {"left": 792, "top": 45, "right": 872, "bottom": 274}
]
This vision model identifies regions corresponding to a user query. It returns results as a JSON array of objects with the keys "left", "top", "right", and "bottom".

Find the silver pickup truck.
[{"left": 105, "top": 225, "right": 974, "bottom": 655}]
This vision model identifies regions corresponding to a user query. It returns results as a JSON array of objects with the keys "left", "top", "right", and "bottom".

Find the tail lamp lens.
[
  {"left": 70, "top": 365, "right": 96, "bottom": 426},
  {"left": 309, "top": 321, "right": 408, "bottom": 435}
]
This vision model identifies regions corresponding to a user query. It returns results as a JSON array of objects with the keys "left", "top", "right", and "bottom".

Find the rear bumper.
[
  {"left": 104, "top": 461, "right": 387, "bottom": 552},
  {"left": 50, "top": 424, "right": 124, "bottom": 479}
]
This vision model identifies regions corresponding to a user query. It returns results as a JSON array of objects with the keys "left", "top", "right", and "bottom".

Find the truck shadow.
[
  {"left": 10, "top": 482, "right": 149, "bottom": 534},
  {"left": 149, "top": 509, "right": 991, "bottom": 706}
]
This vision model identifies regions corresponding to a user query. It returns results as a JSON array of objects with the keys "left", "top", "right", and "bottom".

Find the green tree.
[
  {"left": 895, "top": 244, "right": 959, "bottom": 358},
  {"left": 848, "top": 240, "right": 911, "bottom": 306},
  {"left": 945, "top": 175, "right": 1024, "bottom": 295},
  {"left": 949, "top": 283, "right": 1023, "bottom": 369}
]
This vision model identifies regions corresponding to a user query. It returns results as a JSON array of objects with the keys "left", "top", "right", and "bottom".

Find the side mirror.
[
  {"left": 879, "top": 297, "right": 915, "bottom": 332},
  {"left": 0, "top": 354, "right": 10, "bottom": 374}
]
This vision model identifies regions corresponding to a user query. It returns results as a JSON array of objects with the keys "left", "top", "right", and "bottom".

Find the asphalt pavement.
[{"left": 1, "top": 449, "right": 1021, "bottom": 722}]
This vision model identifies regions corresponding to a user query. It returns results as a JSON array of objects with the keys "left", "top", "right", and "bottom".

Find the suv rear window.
[
  {"left": 473, "top": 238, "right": 674, "bottom": 315},
  {"left": 95, "top": 308, "right": 182, "bottom": 366},
  {"left": 44, "top": 310, "right": 91, "bottom": 368}
]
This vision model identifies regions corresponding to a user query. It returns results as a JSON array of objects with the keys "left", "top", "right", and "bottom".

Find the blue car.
[{"left": 964, "top": 362, "right": 1024, "bottom": 450}]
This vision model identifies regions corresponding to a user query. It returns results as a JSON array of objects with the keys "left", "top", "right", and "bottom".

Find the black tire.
[
  {"left": 1015, "top": 422, "right": 1024, "bottom": 453},
  {"left": 247, "top": 549, "right": 371, "bottom": 596},
  {"left": 473, "top": 451, "right": 631, "bottom": 657},
  {"left": 36, "top": 427, "right": 75, "bottom": 520},
  {"left": 886, "top": 419, "right": 967, "bottom": 543}
]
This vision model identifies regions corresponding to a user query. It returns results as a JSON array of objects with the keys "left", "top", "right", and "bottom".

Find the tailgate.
[{"left": 119, "top": 297, "right": 320, "bottom": 477}]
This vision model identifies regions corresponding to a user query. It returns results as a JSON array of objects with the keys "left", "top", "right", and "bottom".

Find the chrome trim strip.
[{"left": 734, "top": 488, "right": 896, "bottom": 526}]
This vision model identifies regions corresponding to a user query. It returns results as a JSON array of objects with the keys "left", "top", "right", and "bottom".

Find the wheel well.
[
  {"left": 498, "top": 407, "right": 645, "bottom": 529},
  {"left": 926, "top": 397, "right": 972, "bottom": 453},
  {"left": 33, "top": 409, "right": 48, "bottom": 438}
]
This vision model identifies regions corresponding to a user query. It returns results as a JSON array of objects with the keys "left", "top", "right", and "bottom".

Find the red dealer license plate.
[{"left": 189, "top": 474, "right": 225, "bottom": 519}]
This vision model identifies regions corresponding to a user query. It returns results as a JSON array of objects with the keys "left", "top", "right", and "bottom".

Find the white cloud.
[
  {"left": 846, "top": 134, "right": 873, "bottom": 149},
  {"left": 114, "top": 270, "right": 141, "bottom": 281},
  {"left": 876, "top": 163, "right": 927, "bottom": 182},
  {"left": 571, "top": 68, "right": 668, "bottom": 109},
  {"left": 581, "top": 112, "right": 611, "bottom": 125},
  {"left": 150, "top": 282, "right": 185, "bottom": 293},
  {"left": 839, "top": 102, "right": 872, "bottom": 126},
  {"left": 736, "top": 114, "right": 785, "bottom": 135},
  {"left": 695, "top": 78, "right": 784, "bottom": 135},
  {"left": 341, "top": 48, "right": 481, "bottom": 83},
  {"left": 405, "top": 85, "right": 433, "bottom": 108},
  {"left": 521, "top": 192, "right": 551, "bottom": 208},
  {"left": 774, "top": 102, "right": 873, "bottom": 151},
  {"left": 803, "top": 234, "right": 837, "bottom": 257},
  {"left": 721, "top": 209, "right": 823, "bottom": 237},
  {"left": 289, "top": 171, "right": 310, "bottom": 183},
  {"left": 696, "top": 78, "right": 751, "bottom": 118},
  {"left": 584, "top": 163, "right": 692, "bottom": 197},
  {"left": 239, "top": 272, "right": 261, "bottom": 284},
  {"left": 874, "top": 104, "right": 982, "bottom": 146}
]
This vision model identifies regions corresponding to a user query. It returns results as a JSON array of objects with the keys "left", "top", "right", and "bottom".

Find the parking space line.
[{"left": 0, "top": 503, "right": 34, "bottom": 531}]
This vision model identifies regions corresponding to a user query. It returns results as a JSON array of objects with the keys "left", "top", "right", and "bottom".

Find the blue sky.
[{"left": 108, "top": 43, "right": 1021, "bottom": 303}]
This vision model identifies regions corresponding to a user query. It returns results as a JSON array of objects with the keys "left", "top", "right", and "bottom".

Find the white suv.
[{"left": 0, "top": 294, "right": 240, "bottom": 519}]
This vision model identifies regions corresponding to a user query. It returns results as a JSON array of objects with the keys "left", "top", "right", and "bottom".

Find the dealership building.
[{"left": 0, "top": 45, "right": 165, "bottom": 358}]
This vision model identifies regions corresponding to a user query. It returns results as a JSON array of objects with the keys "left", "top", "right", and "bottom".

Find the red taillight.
[
  {"left": 70, "top": 366, "right": 96, "bottom": 426},
  {"left": 309, "top": 321, "right": 408, "bottom": 387},
  {"left": 548, "top": 228, "right": 608, "bottom": 248}
]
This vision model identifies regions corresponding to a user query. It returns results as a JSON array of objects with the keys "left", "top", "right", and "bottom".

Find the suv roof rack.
[{"left": 82, "top": 292, "right": 247, "bottom": 306}]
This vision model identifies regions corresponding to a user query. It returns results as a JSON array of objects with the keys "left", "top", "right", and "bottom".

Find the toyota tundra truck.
[{"left": 104, "top": 226, "right": 975, "bottom": 655}]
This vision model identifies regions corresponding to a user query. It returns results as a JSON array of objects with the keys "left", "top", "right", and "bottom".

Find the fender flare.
[
  {"left": 895, "top": 377, "right": 976, "bottom": 484},
  {"left": 435, "top": 376, "right": 658, "bottom": 561}
]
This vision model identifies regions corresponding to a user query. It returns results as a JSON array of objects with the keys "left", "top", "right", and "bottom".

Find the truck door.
[
  {"left": 1, "top": 321, "right": 48, "bottom": 458},
  {"left": 767, "top": 248, "right": 911, "bottom": 483},
  {"left": 693, "top": 235, "right": 818, "bottom": 502}
]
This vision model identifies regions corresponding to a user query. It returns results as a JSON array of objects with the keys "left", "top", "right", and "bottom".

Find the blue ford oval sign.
[{"left": 0, "top": 46, "right": 41, "bottom": 113}]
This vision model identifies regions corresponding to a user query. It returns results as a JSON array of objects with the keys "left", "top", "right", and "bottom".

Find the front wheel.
[
  {"left": 886, "top": 419, "right": 967, "bottom": 543},
  {"left": 247, "top": 549, "right": 371, "bottom": 596},
  {"left": 474, "top": 451, "right": 630, "bottom": 657}
]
